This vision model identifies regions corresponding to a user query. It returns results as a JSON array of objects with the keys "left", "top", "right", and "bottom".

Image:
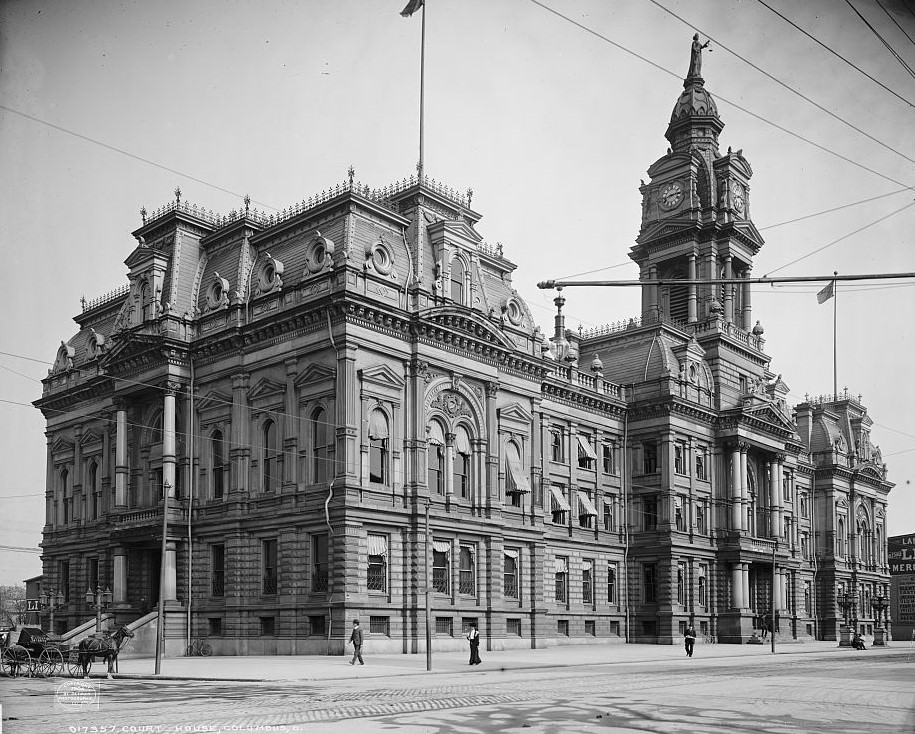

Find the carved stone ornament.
[
  {"left": 206, "top": 273, "right": 230, "bottom": 312},
  {"left": 431, "top": 391, "right": 470, "bottom": 419},
  {"left": 304, "top": 232, "right": 335, "bottom": 275},
  {"left": 254, "top": 253, "right": 284, "bottom": 296}
]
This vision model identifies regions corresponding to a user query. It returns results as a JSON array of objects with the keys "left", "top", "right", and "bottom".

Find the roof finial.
[
  {"left": 174, "top": 186, "right": 182, "bottom": 205},
  {"left": 244, "top": 194, "right": 251, "bottom": 215},
  {"left": 140, "top": 206, "right": 147, "bottom": 224},
  {"left": 466, "top": 187, "right": 473, "bottom": 206},
  {"left": 347, "top": 165, "right": 355, "bottom": 187}
]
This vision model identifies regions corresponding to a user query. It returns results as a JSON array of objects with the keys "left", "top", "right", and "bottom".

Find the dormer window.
[
  {"left": 256, "top": 253, "right": 284, "bottom": 296},
  {"left": 206, "top": 273, "right": 230, "bottom": 311},
  {"left": 450, "top": 258, "right": 465, "bottom": 304}
]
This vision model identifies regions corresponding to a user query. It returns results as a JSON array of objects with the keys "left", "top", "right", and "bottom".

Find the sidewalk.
[{"left": 109, "top": 640, "right": 911, "bottom": 682}]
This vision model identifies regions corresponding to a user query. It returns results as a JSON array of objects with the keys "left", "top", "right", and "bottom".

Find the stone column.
[
  {"left": 531, "top": 400, "right": 543, "bottom": 512},
  {"left": 723, "top": 255, "right": 734, "bottom": 324},
  {"left": 739, "top": 444, "right": 749, "bottom": 532},
  {"left": 112, "top": 549, "right": 128, "bottom": 604},
  {"left": 445, "top": 432, "right": 455, "bottom": 497},
  {"left": 730, "top": 445, "right": 741, "bottom": 530},
  {"left": 688, "top": 253, "right": 698, "bottom": 323},
  {"left": 769, "top": 457, "right": 779, "bottom": 538},
  {"left": 230, "top": 373, "right": 250, "bottom": 497},
  {"left": 115, "top": 406, "right": 128, "bottom": 508},
  {"left": 337, "top": 343, "right": 360, "bottom": 480},
  {"left": 163, "top": 540, "right": 178, "bottom": 602},
  {"left": 648, "top": 265, "right": 659, "bottom": 321},
  {"left": 283, "top": 357, "right": 298, "bottom": 489},
  {"left": 162, "top": 385, "right": 178, "bottom": 496},
  {"left": 731, "top": 563, "right": 743, "bottom": 608},
  {"left": 485, "top": 382, "right": 499, "bottom": 512},
  {"left": 742, "top": 267, "right": 753, "bottom": 330},
  {"left": 741, "top": 563, "right": 750, "bottom": 612}
]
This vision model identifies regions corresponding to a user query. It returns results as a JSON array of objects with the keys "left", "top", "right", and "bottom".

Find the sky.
[{"left": 0, "top": 0, "right": 913, "bottom": 586}]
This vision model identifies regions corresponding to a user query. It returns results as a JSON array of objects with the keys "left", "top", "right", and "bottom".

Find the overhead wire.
[
  {"left": 524, "top": 0, "right": 915, "bottom": 191},
  {"left": 753, "top": 0, "right": 915, "bottom": 107},
  {"left": 647, "top": 0, "right": 915, "bottom": 166},
  {"left": 845, "top": 0, "right": 915, "bottom": 79},
  {"left": 874, "top": 0, "right": 915, "bottom": 46}
]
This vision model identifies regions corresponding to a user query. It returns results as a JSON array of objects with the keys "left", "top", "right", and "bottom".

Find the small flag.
[
  {"left": 400, "top": 0, "right": 423, "bottom": 17},
  {"left": 816, "top": 281, "right": 835, "bottom": 304}
]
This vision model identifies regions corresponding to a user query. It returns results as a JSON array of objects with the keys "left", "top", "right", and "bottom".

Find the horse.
[{"left": 77, "top": 624, "right": 134, "bottom": 678}]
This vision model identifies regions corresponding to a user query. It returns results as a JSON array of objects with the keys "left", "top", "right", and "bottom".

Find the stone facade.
[{"left": 35, "top": 43, "right": 892, "bottom": 653}]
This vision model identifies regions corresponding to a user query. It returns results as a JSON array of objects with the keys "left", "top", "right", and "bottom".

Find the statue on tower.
[{"left": 688, "top": 33, "right": 710, "bottom": 78}]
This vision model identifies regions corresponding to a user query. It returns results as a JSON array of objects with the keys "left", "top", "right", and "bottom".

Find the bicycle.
[{"left": 185, "top": 637, "right": 212, "bottom": 656}]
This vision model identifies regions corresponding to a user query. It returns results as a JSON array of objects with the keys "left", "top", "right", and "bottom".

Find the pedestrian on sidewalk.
[
  {"left": 348, "top": 619, "right": 364, "bottom": 665},
  {"left": 467, "top": 623, "right": 482, "bottom": 665},
  {"left": 684, "top": 623, "right": 697, "bottom": 658}
]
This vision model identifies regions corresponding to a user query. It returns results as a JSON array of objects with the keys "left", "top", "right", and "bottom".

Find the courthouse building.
[{"left": 35, "top": 41, "right": 893, "bottom": 654}]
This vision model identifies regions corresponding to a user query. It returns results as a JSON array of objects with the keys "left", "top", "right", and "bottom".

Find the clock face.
[
  {"left": 660, "top": 182, "right": 683, "bottom": 210},
  {"left": 731, "top": 182, "right": 745, "bottom": 213}
]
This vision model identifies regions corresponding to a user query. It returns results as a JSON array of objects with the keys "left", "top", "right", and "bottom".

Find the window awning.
[
  {"left": 577, "top": 435, "right": 598, "bottom": 461},
  {"left": 367, "top": 534, "right": 388, "bottom": 556},
  {"left": 503, "top": 548, "right": 519, "bottom": 560},
  {"left": 549, "top": 485, "right": 571, "bottom": 513},
  {"left": 577, "top": 490, "right": 598, "bottom": 517},
  {"left": 454, "top": 428, "right": 472, "bottom": 455},
  {"left": 675, "top": 495, "right": 683, "bottom": 508},
  {"left": 554, "top": 556, "right": 568, "bottom": 574},
  {"left": 427, "top": 421, "right": 445, "bottom": 446},
  {"left": 506, "top": 457, "right": 531, "bottom": 494},
  {"left": 432, "top": 539, "right": 451, "bottom": 554},
  {"left": 368, "top": 410, "right": 389, "bottom": 439}
]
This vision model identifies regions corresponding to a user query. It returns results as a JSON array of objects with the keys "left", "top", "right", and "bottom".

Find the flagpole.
[
  {"left": 833, "top": 271, "right": 838, "bottom": 401},
  {"left": 418, "top": 1, "right": 426, "bottom": 179}
]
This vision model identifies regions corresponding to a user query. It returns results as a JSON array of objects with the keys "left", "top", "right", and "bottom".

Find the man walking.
[
  {"left": 348, "top": 619, "right": 364, "bottom": 665},
  {"left": 684, "top": 622, "right": 697, "bottom": 658}
]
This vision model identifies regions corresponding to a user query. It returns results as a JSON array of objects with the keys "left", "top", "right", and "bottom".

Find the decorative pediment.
[
  {"left": 294, "top": 362, "right": 336, "bottom": 389},
  {"left": 80, "top": 429, "right": 103, "bottom": 447},
  {"left": 196, "top": 389, "right": 233, "bottom": 414},
  {"left": 498, "top": 402, "right": 534, "bottom": 427},
  {"left": 857, "top": 464, "right": 886, "bottom": 482},
  {"left": 836, "top": 497, "right": 849, "bottom": 509},
  {"left": 636, "top": 220, "right": 697, "bottom": 244},
  {"left": 50, "top": 435, "right": 75, "bottom": 456},
  {"left": 247, "top": 377, "right": 286, "bottom": 403},
  {"left": 359, "top": 363, "right": 406, "bottom": 390},
  {"left": 741, "top": 403, "right": 796, "bottom": 433},
  {"left": 418, "top": 306, "right": 517, "bottom": 352}
]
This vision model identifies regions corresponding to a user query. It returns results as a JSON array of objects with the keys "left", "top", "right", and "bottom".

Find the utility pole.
[{"left": 771, "top": 540, "right": 778, "bottom": 654}]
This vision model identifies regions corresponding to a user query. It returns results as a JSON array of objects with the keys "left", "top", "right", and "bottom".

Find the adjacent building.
[{"left": 35, "top": 41, "right": 893, "bottom": 654}]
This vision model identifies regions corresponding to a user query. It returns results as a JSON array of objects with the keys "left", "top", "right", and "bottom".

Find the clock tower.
[{"left": 631, "top": 36, "right": 764, "bottom": 329}]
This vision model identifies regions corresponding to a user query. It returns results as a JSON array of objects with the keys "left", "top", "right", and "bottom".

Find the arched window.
[
  {"left": 368, "top": 409, "right": 389, "bottom": 485},
  {"left": 428, "top": 420, "right": 446, "bottom": 495},
  {"left": 141, "top": 281, "right": 152, "bottom": 322},
  {"left": 60, "top": 468, "right": 70, "bottom": 525},
  {"left": 212, "top": 430, "right": 226, "bottom": 499},
  {"left": 88, "top": 461, "right": 99, "bottom": 520},
  {"left": 312, "top": 407, "right": 331, "bottom": 484},
  {"left": 453, "top": 426, "right": 472, "bottom": 499},
  {"left": 837, "top": 517, "right": 846, "bottom": 557},
  {"left": 263, "top": 419, "right": 278, "bottom": 493},
  {"left": 450, "top": 258, "right": 465, "bottom": 304}
]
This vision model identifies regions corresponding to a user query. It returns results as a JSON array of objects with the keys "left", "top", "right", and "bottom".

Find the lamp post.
[
  {"left": 40, "top": 589, "right": 65, "bottom": 636},
  {"left": 155, "top": 480, "right": 170, "bottom": 675},
  {"left": 872, "top": 595, "right": 888, "bottom": 646},
  {"left": 85, "top": 585, "right": 113, "bottom": 633}
]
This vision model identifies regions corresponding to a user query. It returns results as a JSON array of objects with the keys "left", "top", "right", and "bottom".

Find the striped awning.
[
  {"left": 554, "top": 556, "right": 568, "bottom": 574},
  {"left": 368, "top": 410, "right": 389, "bottom": 439},
  {"left": 549, "top": 485, "right": 571, "bottom": 513},
  {"left": 577, "top": 491, "right": 598, "bottom": 517},
  {"left": 432, "top": 540, "right": 451, "bottom": 554},
  {"left": 427, "top": 421, "right": 445, "bottom": 445},
  {"left": 506, "top": 457, "right": 531, "bottom": 494},
  {"left": 367, "top": 534, "right": 388, "bottom": 556},
  {"left": 577, "top": 435, "right": 598, "bottom": 461}
]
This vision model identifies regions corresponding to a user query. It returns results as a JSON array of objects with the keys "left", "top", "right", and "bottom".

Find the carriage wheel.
[
  {"left": 37, "top": 648, "right": 64, "bottom": 677},
  {"left": 1, "top": 648, "right": 32, "bottom": 678},
  {"left": 66, "top": 650, "right": 88, "bottom": 677}
]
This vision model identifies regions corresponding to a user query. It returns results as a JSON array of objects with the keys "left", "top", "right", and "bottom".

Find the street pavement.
[{"left": 109, "top": 638, "right": 915, "bottom": 681}]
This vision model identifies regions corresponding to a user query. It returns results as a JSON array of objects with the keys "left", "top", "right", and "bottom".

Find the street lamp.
[
  {"left": 85, "top": 585, "right": 113, "bottom": 633},
  {"left": 872, "top": 595, "right": 888, "bottom": 646},
  {"left": 40, "top": 589, "right": 65, "bottom": 635}
]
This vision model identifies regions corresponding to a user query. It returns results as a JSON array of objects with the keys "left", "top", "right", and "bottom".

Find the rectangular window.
[
  {"left": 367, "top": 534, "right": 388, "bottom": 593},
  {"left": 585, "top": 620, "right": 596, "bottom": 636},
  {"left": 503, "top": 550, "right": 519, "bottom": 599},
  {"left": 88, "top": 558, "right": 100, "bottom": 591},
  {"left": 577, "top": 433, "right": 596, "bottom": 470},
  {"left": 675, "top": 496, "right": 686, "bottom": 531},
  {"left": 783, "top": 516, "right": 792, "bottom": 542},
  {"left": 642, "top": 443, "right": 658, "bottom": 474},
  {"left": 211, "top": 544, "right": 225, "bottom": 597},
  {"left": 555, "top": 557, "right": 568, "bottom": 603},
  {"left": 799, "top": 493, "right": 809, "bottom": 518},
  {"left": 557, "top": 619, "right": 569, "bottom": 636},
  {"left": 208, "top": 617, "right": 223, "bottom": 636},
  {"left": 550, "top": 484, "right": 568, "bottom": 525},
  {"left": 370, "top": 616, "right": 390, "bottom": 635},
  {"left": 698, "top": 564, "right": 708, "bottom": 608},
  {"left": 454, "top": 452, "right": 470, "bottom": 498},
  {"left": 461, "top": 617, "right": 479, "bottom": 636},
  {"left": 674, "top": 443, "right": 686, "bottom": 475},
  {"left": 643, "top": 563, "right": 657, "bottom": 604},
  {"left": 435, "top": 617, "right": 453, "bottom": 636},
  {"left": 432, "top": 543, "right": 450, "bottom": 594},
  {"left": 507, "top": 618, "right": 522, "bottom": 636},
  {"left": 578, "top": 490, "right": 596, "bottom": 529},
  {"left": 312, "top": 534, "right": 328, "bottom": 593},
  {"left": 259, "top": 617, "right": 275, "bottom": 636},
  {"left": 428, "top": 444, "right": 444, "bottom": 495},
  {"left": 550, "top": 429, "right": 564, "bottom": 463},
  {"left": 582, "top": 560, "right": 593, "bottom": 605},
  {"left": 609, "top": 620, "right": 620, "bottom": 637},
  {"left": 153, "top": 467, "right": 164, "bottom": 501},
  {"left": 677, "top": 561, "right": 686, "bottom": 605},
  {"left": 607, "top": 563, "right": 618, "bottom": 604},
  {"left": 782, "top": 472, "right": 792, "bottom": 502},
  {"left": 695, "top": 447, "right": 708, "bottom": 480},
  {"left": 696, "top": 501, "right": 707, "bottom": 534},
  {"left": 459, "top": 545, "right": 476, "bottom": 596},
  {"left": 644, "top": 497, "right": 658, "bottom": 531},
  {"left": 369, "top": 438, "right": 387, "bottom": 484},
  {"left": 801, "top": 532, "right": 809, "bottom": 560},
  {"left": 262, "top": 539, "right": 277, "bottom": 595},
  {"left": 602, "top": 443, "right": 615, "bottom": 474},
  {"left": 804, "top": 581, "right": 812, "bottom": 616},
  {"left": 602, "top": 496, "right": 615, "bottom": 532},
  {"left": 309, "top": 615, "right": 326, "bottom": 636},
  {"left": 60, "top": 560, "right": 70, "bottom": 603}
]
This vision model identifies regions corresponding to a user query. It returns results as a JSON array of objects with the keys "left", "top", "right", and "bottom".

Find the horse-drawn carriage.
[
  {"left": 0, "top": 626, "right": 67, "bottom": 677},
  {"left": 1, "top": 624, "right": 134, "bottom": 678}
]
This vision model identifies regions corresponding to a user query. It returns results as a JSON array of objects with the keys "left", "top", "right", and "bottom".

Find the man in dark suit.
[
  {"left": 467, "top": 623, "right": 482, "bottom": 665},
  {"left": 348, "top": 619, "right": 364, "bottom": 665}
]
